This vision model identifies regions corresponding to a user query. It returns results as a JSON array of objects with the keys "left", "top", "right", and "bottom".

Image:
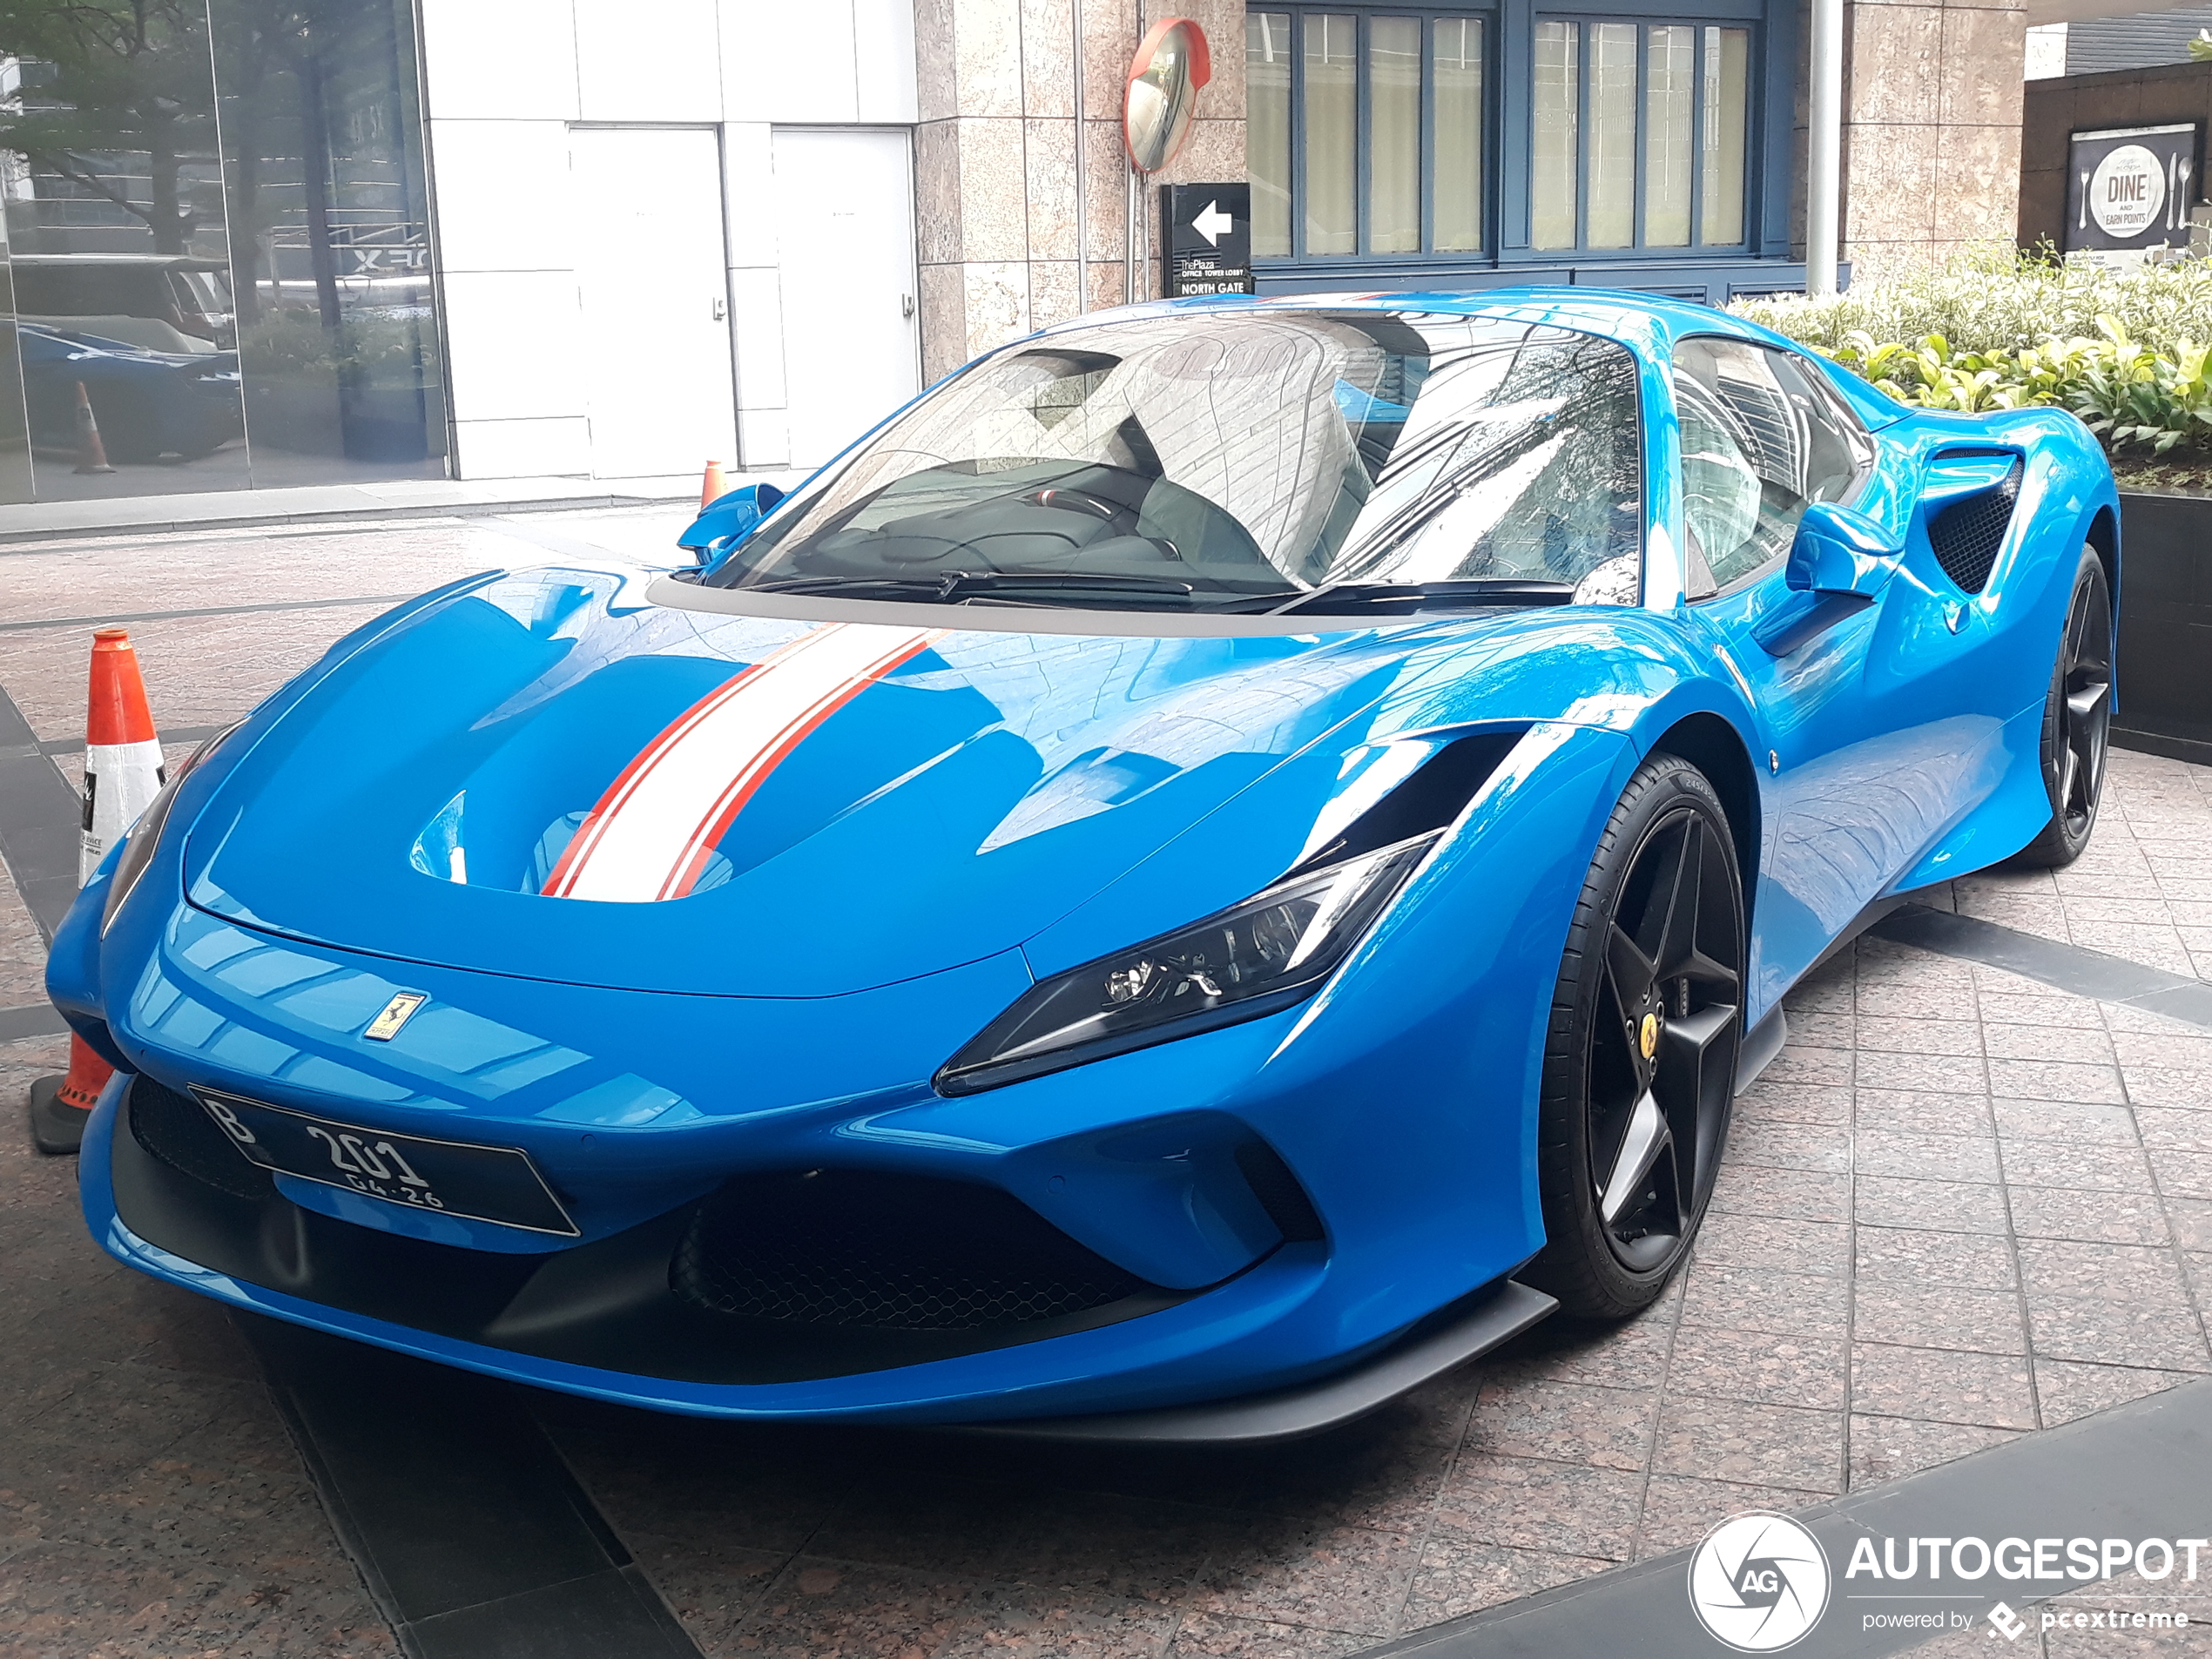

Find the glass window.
[
  {"left": 0, "top": 0, "right": 448, "bottom": 504},
  {"left": 1587, "top": 24, "right": 1637, "bottom": 249},
  {"left": 1531, "top": 18, "right": 1752, "bottom": 255},
  {"left": 1246, "top": 10, "right": 1490, "bottom": 259},
  {"left": 1249, "top": 14, "right": 1293, "bottom": 257},
  {"left": 1433, "top": 19, "right": 1485, "bottom": 253},
  {"left": 1674, "top": 337, "right": 1874, "bottom": 594},
  {"left": 1646, "top": 26, "right": 1695, "bottom": 247},
  {"left": 1371, "top": 18, "right": 1422, "bottom": 253},
  {"left": 1702, "top": 27, "right": 1750, "bottom": 246},
  {"left": 1532, "top": 21, "right": 1579, "bottom": 250},
  {"left": 1305, "top": 15, "right": 1359, "bottom": 254},
  {"left": 711, "top": 312, "right": 1642, "bottom": 610}
]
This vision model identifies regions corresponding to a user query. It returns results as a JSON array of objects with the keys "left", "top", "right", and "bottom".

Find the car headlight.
[
  {"left": 101, "top": 722, "right": 241, "bottom": 934},
  {"left": 935, "top": 833, "right": 1440, "bottom": 1096}
]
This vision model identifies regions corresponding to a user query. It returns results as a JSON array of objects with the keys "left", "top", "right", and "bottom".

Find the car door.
[{"left": 1673, "top": 337, "right": 1984, "bottom": 1014}]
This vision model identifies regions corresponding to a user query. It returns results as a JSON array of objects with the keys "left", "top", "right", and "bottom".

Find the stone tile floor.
[{"left": 2, "top": 514, "right": 2209, "bottom": 1656}]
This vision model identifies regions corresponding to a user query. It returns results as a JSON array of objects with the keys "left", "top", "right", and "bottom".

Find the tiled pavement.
[{"left": 3, "top": 516, "right": 2210, "bottom": 1656}]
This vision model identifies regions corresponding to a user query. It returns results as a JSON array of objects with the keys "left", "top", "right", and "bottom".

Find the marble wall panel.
[
  {"left": 1937, "top": 122, "right": 2026, "bottom": 239},
  {"left": 1022, "top": 0, "right": 1076, "bottom": 115},
  {"left": 1030, "top": 260, "right": 1082, "bottom": 327},
  {"left": 1940, "top": 7, "right": 2026, "bottom": 128},
  {"left": 914, "top": 120, "right": 965, "bottom": 266},
  {"left": 956, "top": 117, "right": 1032, "bottom": 261},
  {"left": 1844, "top": 121, "right": 1940, "bottom": 241},
  {"left": 1849, "top": 5, "right": 1943, "bottom": 126},
  {"left": 963, "top": 261, "right": 1033, "bottom": 355},
  {"left": 1026, "top": 118, "right": 1082, "bottom": 260}
]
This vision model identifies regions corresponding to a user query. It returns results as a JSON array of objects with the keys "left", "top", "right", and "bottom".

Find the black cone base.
[{"left": 28, "top": 1076, "right": 89, "bottom": 1156}]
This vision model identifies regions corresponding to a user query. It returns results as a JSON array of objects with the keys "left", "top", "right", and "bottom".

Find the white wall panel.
[
  {"left": 722, "top": 124, "right": 777, "bottom": 268},
  {"left": 853, "top": 0, "right": 919, "bottom": 122},
  {"left": 577, "top": 0, "right": 724, "bottom": 119},
  {"left": 440, "top": 272, "right": 586, "bottom": 424},
  {"left": 728, "top": 266, "right": 787, "bottom": 408},
  {"left": 453, "top": 417, "right": 594, "bottom": 478},
  {"left": 424, "top": 121, "right": 573, "bottom": 273},
  {"left": 725, "top": 0, "right": 858, "bottom": 122},
  {"left": 418, "top": 0, "right": 580, "bottom": 120},
  {"left": 738, "top": 408, "right": 791, "bottom": 468}
]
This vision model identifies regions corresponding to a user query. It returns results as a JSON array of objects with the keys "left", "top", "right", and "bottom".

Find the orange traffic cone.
[
  {"left": 28, "top": 629, "right": 161, "bottom": 1155},
  {"left": 701, "top": 459, "right": 728, "bottom": 509},
  {"left": 28, "top": 1036, "right": 116, "bottom": 1155},
  {"left": 71, "top": 381, "right": 115, "bottom": 475},
  {"left": 80, "top": 629, "right": 164, "bottom": 885}
]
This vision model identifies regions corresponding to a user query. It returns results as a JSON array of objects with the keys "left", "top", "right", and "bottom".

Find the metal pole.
[
  {"left": 1806, "top": 0, "right": 1843, "bottom": 294},
  {"left": 1127, "top": 168, "right": 1140, "bottom": 303}
]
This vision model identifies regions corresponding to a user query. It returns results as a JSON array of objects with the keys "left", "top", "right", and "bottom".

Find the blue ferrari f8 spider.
[{"left": 53, "top": 291, "right": 2118, "bottom": 1438}]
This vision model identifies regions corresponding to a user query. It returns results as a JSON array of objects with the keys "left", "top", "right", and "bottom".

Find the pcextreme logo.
[{"left": 1688, "top": 1513, "right": 1832, "bottom": 1651}]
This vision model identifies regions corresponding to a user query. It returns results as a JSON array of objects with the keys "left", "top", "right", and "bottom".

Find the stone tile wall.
[
  {"left": 2018, "top": 61, "right": 2212, "bottom": 253},
  {"left": 914, "top": 0, "right": 1246, "bottom": 380},
  {"left": 1838, "top": 0, "right": 2027, "bottom": 282}
]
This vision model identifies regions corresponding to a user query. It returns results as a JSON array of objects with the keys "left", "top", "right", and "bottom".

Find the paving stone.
[
  {"left": 1852, "top": 1087, "right": 1994, "bottom": 1137},
  {"left": 1466, "top": 1379, "right": 1657, "bottom": 1472},
  {"left": 1396, "top": 1541, "right": 1610, "bottom": 1630},
  {"left": 1992, "top": 1097, "right": 2141, "bottom": 1144},
  {"left": 1851, "top": 1175, "right": 2013, "bottom": 1235},
  {"left": 2017, "top": 1239, "right": 2193, "bottom": 1305},
  {"left": 1428, "top": 1455, "right": 1646, "bottom": 1561},
  {"left": 1663, "top": 1323, "right": 1847, "bottom": 1410},
  {"left": 1845, "top": 1417, "right": 2024, "bottom": 1490},
  {"left": 1851, "top": 1343, "right": 2037, "bottom": 1429},
  {"left": 2023, "top": 1296, "right": 2212, "bottom": 1372},
  {"left": 1857, "top": 1225, "right": 2020, "bottom": 1290},
  {"left": 2007, "top": 1184, "right": 2176, "bottom": 1246},
  {"left": 1631, "top": 1474, "right": 1830, "bottom": 1559},
  {"left": 935, "top": 1587, "right": 1182, "bottom": 1659},
  {"left": 1851, "top": 1283, "right": 2028, "bottom": 1356},
  {"left": 1852, "top": 1128, "right": 2002, "bottom": 1184},
  {"left": 2032, "top": 1359, "right": 2196, "bottom": 1427},
  {"left": 1691, "top": 1215, "right": 1851, "bottom": 1277},
  {"left": 1720, "top": 1116, "right": 1854, "bottom": 1174},
  {"left": 1650, "top": 1396, "right": 1844, "bottom": 1494},
  {"left": 1163, "top": 1611, "right": 1372, "bottom": 1657},
  {"left": 1187, "top": 1516, "right": 1422, "bottom": 1638},
  {"left": 1706, "top": 1162, "right": 1850, "bottom": 1224},
  {"left": 1851, "top": 1015, "right": 1981, "bottom": 1055},
  {"left": 1998, "top": 1137, "right": 2158, "bottom": 1193},
  {"left": 1678, "top": 1264, "right": 1851, "bottom": 1341},
  {"left": 722, "top": 1558, "right": 976, "bottom": 1659}
]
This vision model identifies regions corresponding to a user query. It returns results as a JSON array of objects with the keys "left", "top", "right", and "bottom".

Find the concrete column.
[
  {"left": 914, "top": 0, "right": 1246, "bottom": 380},
  {"left": 1838, "top": 0, "right": 2026, "bottom": 284}
]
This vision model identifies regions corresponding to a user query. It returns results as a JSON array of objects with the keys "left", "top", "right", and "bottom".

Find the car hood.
[{"left": 183, "top": 568, "right": 1527, "bottom": 997}]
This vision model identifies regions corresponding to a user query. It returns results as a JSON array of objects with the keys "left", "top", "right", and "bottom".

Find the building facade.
[{"left": 0, "top": 0, "right": 2028, "bottom": 503}]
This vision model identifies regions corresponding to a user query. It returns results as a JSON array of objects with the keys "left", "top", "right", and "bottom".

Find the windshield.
[{"left": 705, "top": 309, "right": 1643, "bottom": 613}]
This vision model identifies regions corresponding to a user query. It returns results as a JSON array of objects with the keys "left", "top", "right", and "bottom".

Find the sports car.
[{"left": 51, "top": 291, "right": 2118, "bottom": 1438}]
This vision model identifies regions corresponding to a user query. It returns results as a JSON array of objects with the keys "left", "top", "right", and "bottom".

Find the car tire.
[
  {"left": 2004, "top": 544, "right": 2113, "bottom": 872},
  {"left": 1524, "top": 753, "right": 1745, "bottom": 1321}
]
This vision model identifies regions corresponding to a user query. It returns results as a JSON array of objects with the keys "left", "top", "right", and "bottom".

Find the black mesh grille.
[
  {"left": 129, "top": 1076, "right": 273, "bottom": 1202},
  {"left": 673, "top": 1169, "right": 1147, "bottom": 1332},
  {"left": 1927, "top": 462, "right": 2021, "bottom": 594}
]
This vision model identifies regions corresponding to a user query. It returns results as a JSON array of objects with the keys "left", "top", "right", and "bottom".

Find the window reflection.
[
  {"left": 0, "top": 0, "right": 446, "bottom": 503},
  {"left": 1532, "top": 21, "right": 1579, "bottom": 250}
]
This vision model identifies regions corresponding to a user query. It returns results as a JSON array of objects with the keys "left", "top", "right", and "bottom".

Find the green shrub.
[{"left": 1733, "top": 246, "right": 2212, "bottom": 460}]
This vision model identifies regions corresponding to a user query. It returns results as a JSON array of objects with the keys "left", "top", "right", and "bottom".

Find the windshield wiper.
[
  {"left": 747, "top": 570, "right": 1198, "bottom": 603},
  {"left": 1263, "top": 579, "right": 1576, "bottom": 616}
]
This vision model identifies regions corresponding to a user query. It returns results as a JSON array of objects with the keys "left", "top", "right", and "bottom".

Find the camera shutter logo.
[{"left": 1688, "top": 1512, "right": 1831, "bottom": 1652}]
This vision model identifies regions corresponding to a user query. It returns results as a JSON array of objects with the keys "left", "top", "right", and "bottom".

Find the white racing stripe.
[{"left": 542, "top": 622, "right": 944, "bottom": 903}]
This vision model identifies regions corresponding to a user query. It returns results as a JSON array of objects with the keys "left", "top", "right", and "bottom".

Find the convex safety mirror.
[{"left": 1123, "top": 18, "right": 1211, "bottom": 174}]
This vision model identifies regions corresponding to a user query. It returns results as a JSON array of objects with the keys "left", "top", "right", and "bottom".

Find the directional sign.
[{"left": 1163, "top": 182, "right": 1253, "bottom": 296}]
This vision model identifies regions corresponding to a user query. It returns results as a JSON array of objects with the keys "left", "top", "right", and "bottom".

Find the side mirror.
[
  {"left": 1784, "top": 501, "right": 1902, "bottom": 599},
  {"left": 1754, "top": 502, "right": 1902, "bottom": 657},
  {"left": 677, "top": 482, "right": 786, "bottom": 573}
]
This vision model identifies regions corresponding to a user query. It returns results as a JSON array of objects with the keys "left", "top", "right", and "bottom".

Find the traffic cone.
[
  {"left": 27, "top": 1036, "right": 116, "bottom": 1156},
  {"left": 79, "top": 629, "right": 164, "bottom": 885},
  {"left": 28, "top": 629, "right": 162, "bottom": 1156},
  {"left": 700, "top": 459, "right": 727, "bottom": 509},
  {"left": 71, "top": 381, "right": 115, "bottom": 475}
]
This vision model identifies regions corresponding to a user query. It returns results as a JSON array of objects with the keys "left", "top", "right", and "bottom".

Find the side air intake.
[{"left": 1926, "top": 460, "right": 2021, "bottom": 595}]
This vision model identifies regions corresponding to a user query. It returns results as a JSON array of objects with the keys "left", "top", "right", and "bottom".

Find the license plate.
[{"left": 192, "top": 1088, "right": 579, "bottom": 1237}]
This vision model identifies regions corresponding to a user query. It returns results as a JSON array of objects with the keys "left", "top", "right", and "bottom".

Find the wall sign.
[
  {"left": 2065, "top": 124, "right": 2200, "bottom": 253},
  {"left": 1162, "top": 183, "right": 1253, "bottom": 296}
]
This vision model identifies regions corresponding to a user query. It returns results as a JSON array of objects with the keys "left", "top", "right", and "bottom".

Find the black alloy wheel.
[
  {"left": 2006, "top": 544, "right": 2113, "bottom": 870},
  {"left": 1527, "top": 754, "right": 1745, "bottom": 1319}
]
